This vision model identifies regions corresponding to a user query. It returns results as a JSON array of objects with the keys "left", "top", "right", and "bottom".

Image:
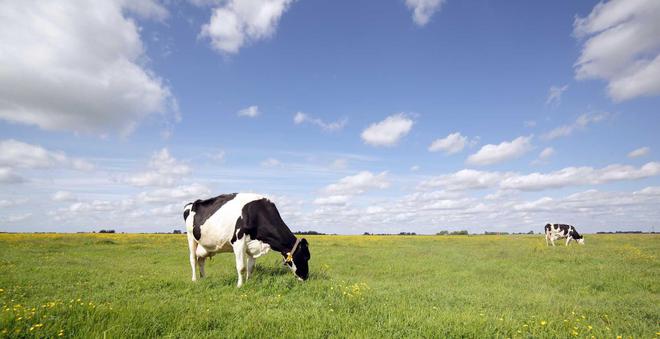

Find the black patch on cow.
[
  {"left": 544, "top": 223, "right": 552, "bottom": 233},
  {"left": 569, "top": 226, "right": 583, "bottom": 239},
  {"left": 183, "top": 209, "right": 190, "bottom": 221},
  {"left": 190, "top": 193, "right": 238, "bottom": 241},
  {"left": 236, "top": 198, "right": 311, "bottom": 280},
  {"left": 236, "top": 198, "right": 297, "bottom": 251},
  {"left": 557, "top": 224, "right": 571, "bottom": 236},
  {"left": 231, "top": 216, "right": 245, "bottom": 244}
]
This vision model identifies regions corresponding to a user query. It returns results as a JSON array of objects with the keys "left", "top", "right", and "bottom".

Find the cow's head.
[
  {"left": 577, "top": 237, "right": 585, "bottom": 245},
  {"left": 284, "top": 238, "right": 311, "bottom": 281}
]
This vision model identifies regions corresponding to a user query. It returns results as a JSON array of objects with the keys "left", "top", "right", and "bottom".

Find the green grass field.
[{"left": 0, "top": 233, "right": 658, "bottom": 338}]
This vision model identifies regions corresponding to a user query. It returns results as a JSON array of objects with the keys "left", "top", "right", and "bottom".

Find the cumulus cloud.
[
  {"left": 628, "top": 146, "right": 650, "bottom": 158},
  {"left": 324, "top": 171, "right": 390, "bottom": 195},
  {"left": 405, "top": 0, "right": 445, "bottom": 26},
  {"left": 51, "top": 191, "right": 77, "bottom": 202},
  {"left": 531, "top": 147, "right": 556, "bottom": 165},
  {"left": 466, "top": 136, "right": 533, "bottom": 166},
  {"left": 574, "top": 0, "right": 660, "bottom": 101},
  {"left": 501, "top": 161, "right": 660, "bottom": 191},
  {"left": 0, "top": 139, "right": 94, "bottom": 174},
  {"left": 0, "top": 167, "right": 25, "bottom": 184},
  {"left": 293, "top": 112, "right": 347, "bottom": 132},
  {"left": 0, "top": 1, "right": 177, "bottom": 136},
  {"left": 137, "top": 183, "right": 211, "bottom": 204},
  {"left": 313, "top": 195, "right": 350, "bottom": 206},
  {"left": 428, "top": 132, "right": 476, "bottom": 154},
  {"left": 361, "top": 114, "right": 414, "bottom": 147},
  {"left": 419, "top": 169, "right": 511, "bottom": 191},
  {"left": 546, "top": 85, "right": 569, "bottom": 106},
  {"left": 538, "top": 147, "right": 555, "bottom": 160},
  {"left": 237, "top": 105, "right": 260, "bottom": 118},
  {"left": 420, "top": 161, "right": 660, "bottom": 192},
  {"left": 200, "top": 0, "right": 294, "bottom": 54},
  {"left": 125, "top": 148, "right": 191, "bottom": 187},
  {"left": 541, "top": 113, "right": 608, "bottom": 140}
]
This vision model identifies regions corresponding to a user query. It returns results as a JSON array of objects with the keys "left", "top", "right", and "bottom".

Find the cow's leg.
[
  {"left": 187, "top": 235, "right": 198, "bottom": 281},
  {"left": 198, "top": 257, "right": 207, "bottom": 278},
  {"left": 545, "top": 233, "right": 550, "bottom": 246},
  {"left": 565, "top": 237, "right": 572, "bottom": 246},
  {"left": 233, "top": 241, "right": 247, "bottom": 288},
  {"left": 550, "top": 236, "right": 556, "bottom": 247},
  {"left": 246, "top": 255, "right": 256, "bottom": 280}
]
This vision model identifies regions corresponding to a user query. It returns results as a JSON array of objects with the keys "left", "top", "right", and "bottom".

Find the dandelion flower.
[{"left": 540, "top": 320, "right": 547, "bottom": 326}]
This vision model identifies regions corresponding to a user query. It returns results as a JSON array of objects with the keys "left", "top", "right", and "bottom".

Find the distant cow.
[
  {"left": 544, "top": 223, "right": 585, "bottom": 246},
  {"left": 183, "top": 193, "right": 311, "bottom": 287}
]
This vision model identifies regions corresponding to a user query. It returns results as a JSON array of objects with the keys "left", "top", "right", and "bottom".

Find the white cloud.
[
  {"left": 125, "top": 148, "right": 191, "bottom": 187},
  {"left": 428, "top": 132, "right": 474, "bottom": 154},
  {"left": 361, "top": 114, "right": 414, "bottom": 147},
  {"left": 0, "top": 1, "right": 177, "bottom": 136},
  {"left": 0, "top": 167, "right": 25, "bottom": 184},
  {"left": 261, "top": 158, "right": 281, "bottom": 167},
  {"left": 501, "top": 161, "right": 660, "bottom": 191},
  {"left": 539, "top": 147, "right": 555, "bottom": 160},
  {"left": 419, "top": 169, "right": 511, "bottom": 191},
  {"left": 546, "top": 85, "right": 569, "bottom": 106},
  {"left": 541, "top": 113, "right": 608, "bottom": 140},
  {"left": 313, "top": 195, "right": 350, "bottom": 206},
  {"left": 628, "top": 146, "right": 650, "bottom": 158},
  {"left": 137, "top": 183, "right": 211, "bottom": 204},
  {"left": 324, "top": 171, "right": 390, "bottom": 195},
  {"left": 0, "top": 198, "right": 28, "bottom": 208},
  {"left": 200, "top": 0, "right": 294, "bottom": 54},
  {"left": 405, "top": 0, "right": 445, "bottom": 26},
  {"left": 0, "top": 139, "right": 94, "bottom": 174},
  {"left": 293, "top": 112, "right": 346, "bottom": 132},
  {"left": 237, "top": 105, "right": 260, "bottom": 118},
  {"left": 574, "top": 0, "right": 660, "bottom": 101},
  {"left": 410, "top": 165, "right": 420, "bottom": 171},
  {"left": 421, "top": 161, "right": 660, "bottom": 192},
  {"left": 466, "top": 136, "right": 533, "bottom": 166},
  {"left": 52, "top": 191, "right": 77, "bottom": 202},
  {"left": 4, "top": 213, "right": 32, "bottom": 223}
]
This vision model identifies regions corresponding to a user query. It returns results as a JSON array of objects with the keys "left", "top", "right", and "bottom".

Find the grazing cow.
[
  {"left": 183, "top": 193, "right": 310, "bottom": 287},
  {"left": 544, "top": 223, "right": 585, "bottom": 246}
]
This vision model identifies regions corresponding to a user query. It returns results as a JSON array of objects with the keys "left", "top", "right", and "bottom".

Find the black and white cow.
[
  {"left": 544, "top": 223, "right": 585, "bottom": 246},
  {"left": 183, "top": 193, "right": 310, "bottom": 287}
]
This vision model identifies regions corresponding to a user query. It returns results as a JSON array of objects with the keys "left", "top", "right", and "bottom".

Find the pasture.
[{"left": 0, "top": 233, "right": 658, "bottom": 338}]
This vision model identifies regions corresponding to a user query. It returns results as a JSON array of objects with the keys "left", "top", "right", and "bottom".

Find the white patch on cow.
[
  {"left": 246, "top": 236, "right": 271, "bottom": 258},
  {"left": 196, "top": 193, "right": 264, "bottom": 253}
]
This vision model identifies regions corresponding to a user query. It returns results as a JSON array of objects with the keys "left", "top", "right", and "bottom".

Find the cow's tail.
[{"left": 183, "top": 202, "right": 195, "bottom": 235}]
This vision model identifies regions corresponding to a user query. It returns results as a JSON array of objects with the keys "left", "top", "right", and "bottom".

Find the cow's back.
[{"left": 195, "top": 193, "right": 266, "bottom": 252}]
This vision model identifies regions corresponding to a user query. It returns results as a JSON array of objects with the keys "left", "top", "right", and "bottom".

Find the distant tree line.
[
  {"left": 436, "top": 230, "right": 469, "bottom": 235},
  {"left": 294, "top": 230, "right": 327, "bottom": 235}
]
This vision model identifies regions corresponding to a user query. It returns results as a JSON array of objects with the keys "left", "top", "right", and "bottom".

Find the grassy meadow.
[{"left": 0, "top": 233, "right": 658, "bottom": 338}]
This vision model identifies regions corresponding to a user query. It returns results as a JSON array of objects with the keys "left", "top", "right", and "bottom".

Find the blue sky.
[{"left": 1, "top": 0, "right": 659, "bottom": 234}]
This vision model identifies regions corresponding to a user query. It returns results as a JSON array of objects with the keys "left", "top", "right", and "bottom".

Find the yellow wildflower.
[{"left": 540, "top": 320, "right": 547, "bottom": 326}]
